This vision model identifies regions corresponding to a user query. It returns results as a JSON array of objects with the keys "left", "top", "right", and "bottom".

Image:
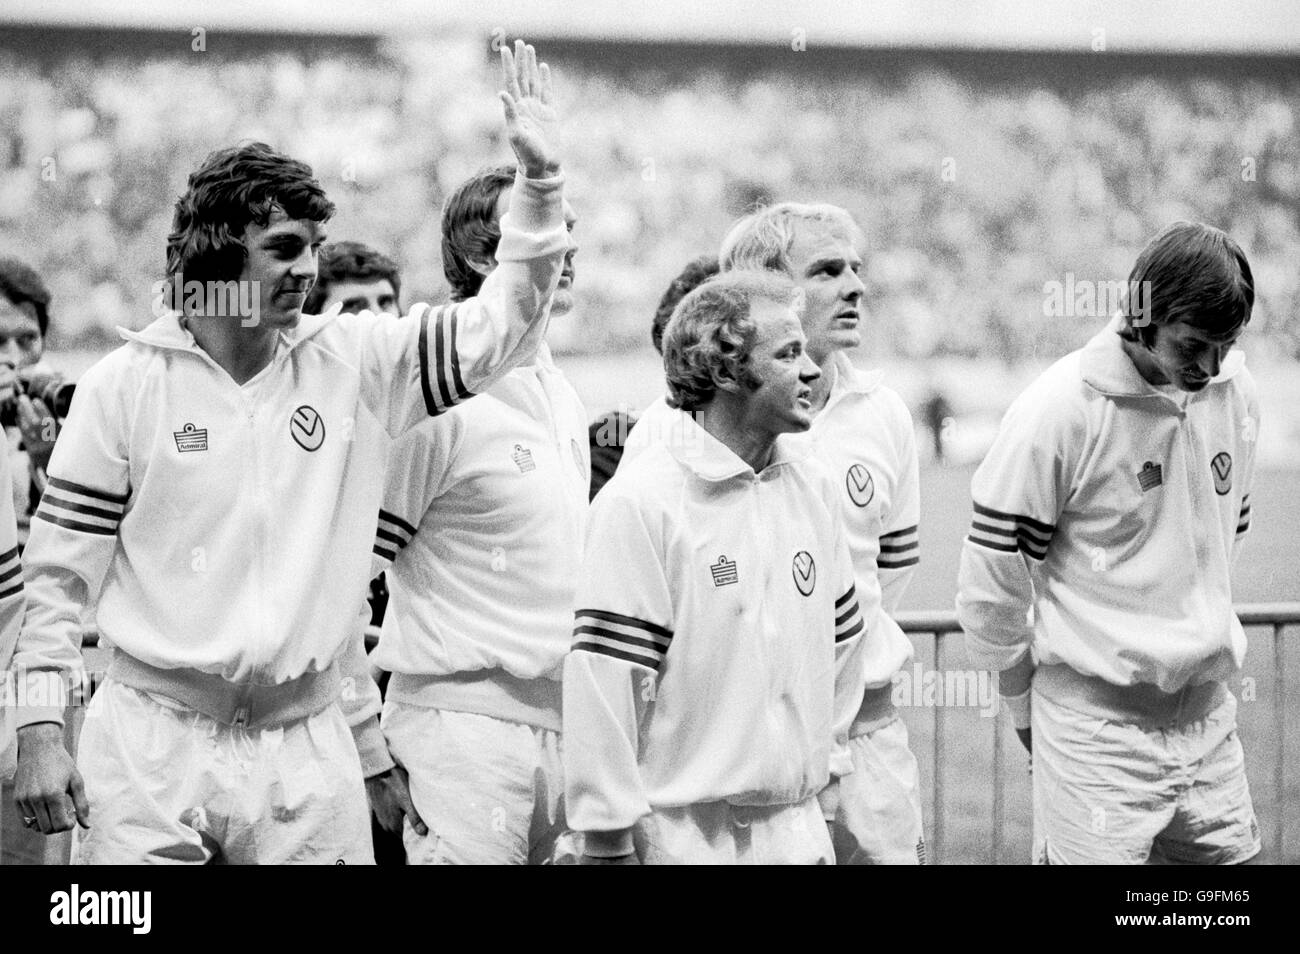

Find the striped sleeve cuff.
[
  {"left": 878, "top": 524, "right": 919, "bottom": 569},
  {"left": 1236, "top": 495, "right": 1251, "bottom": 536},
  {"left": 834, "top": 585, "right": 865, "bottom": 643},
  {"left": 572, "top": 608, "right": 674, "bottom": 672},
  {"left": 968, "top": 502, "right": 1055, "bottom": 561},
  {"left": 373, "top": 508, "right": 417, "bottom": 564},
  {"left": 35, "top": 476, "right": 128, "bottom": 537},
  {"left": 0, "top": 545, "right": 22, "bottom": 601},
  {"left": 417, "top": 303, "right": 474, "bottom": 417}
]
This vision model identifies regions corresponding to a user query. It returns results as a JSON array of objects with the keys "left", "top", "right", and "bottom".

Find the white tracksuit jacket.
[
  {"left": 810, "top": 353, "right": 920, "bottom": 698},
  {"left": 9, "top": 172, "right": 569, "bottom": 777},
  {"left": 957, "top": 317, "right": 1258, "bottom": 692},
  {"left": 564, "top": 416, "right": 867, "bottom": 842},
  {"left": 370, "top": 343, "right": 589, "bottom": 726}
]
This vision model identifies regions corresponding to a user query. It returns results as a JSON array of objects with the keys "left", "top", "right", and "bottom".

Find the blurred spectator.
[
  {"left": 921, "top": 389, "right": 953, "bottom": 464},
  {"left": 0, "top": 258, "right": 70, "bottom": 548},
  {"left": 304, "top": 240, "right": 402, "bottom": 315}
]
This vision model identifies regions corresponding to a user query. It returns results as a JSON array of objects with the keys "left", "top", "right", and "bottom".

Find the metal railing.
[{"left": 897, "top": 602, "right": 1300, "bottom": 864}]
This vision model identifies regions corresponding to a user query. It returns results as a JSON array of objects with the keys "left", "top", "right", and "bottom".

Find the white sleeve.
[
  {"left": 878, "top": 399, "right": 920, "bottom": 615},
  {"left": 12, "top": 357, "right": 126, "bottom": 728},
  {"left": 348, "top": 171, "right": 569, "bottom": 438},
  {"left": 956, "top": 388, "right": 1078, "bottom": 672},
  {"left": 563, "top": 486, "right": 673, "bottom": 848},
  {"left": 831, "top": 502, "right": 868, "bottom": 779},
  {"left": 339, "top": 599, "right": 392, "bottom": 779}
]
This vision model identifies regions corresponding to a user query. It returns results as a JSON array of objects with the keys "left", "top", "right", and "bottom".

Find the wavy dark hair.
[
  {"left": 0, "top": 257, "right": 52, "bottom": 336},
  {"left": 441, "top": 164, "right": 516, "bottom": 302},
  {"left": 1119, "top": 221, "right": 1254, "bottom": 346},
  {"left": 651, "top": 254, "right": 720, "bottom": 356},
  {"left": 303, "top": 241, "right": 402, "bottom": 314},
  {"left": 663, "top": 271, "right": 800, "bottom": 413},
  {"left": 165, "top": 142, "right": 335, "bottom": 288}
]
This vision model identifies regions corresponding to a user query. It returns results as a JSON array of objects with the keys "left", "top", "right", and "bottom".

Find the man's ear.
[
  {"left": 467, "top": 256, "right": 496, "bottom": 279},
  {"left": 711, "top": 362, "right": 743, "bottom": 396}
]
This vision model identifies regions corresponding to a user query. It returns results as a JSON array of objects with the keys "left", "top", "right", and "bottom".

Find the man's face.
[
  {"left": 785, "top": 220, "right": 865, "bottom": 364},
  {"left": 737, "top": 298, "right": 822, "bottom": 438},
  {"left": 1139, "top": 321, "right": 1242, "bottom": 392},
  {"left": 320, "top": 279, "right": 398, "bottom": 316},
  {"left": 239, "top": 208, "right": 327, "bottom": 330},
  {"left": 0, "top": 297, "right": 43, "bottom": 370},
  {"left": 491, "top": 189, "right": 578, "bottom": 317}
]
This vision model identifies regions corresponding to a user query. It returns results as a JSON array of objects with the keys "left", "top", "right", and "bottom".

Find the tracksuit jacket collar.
[
  {"left": 667, "top": 408, "right": 809, "bottom": 482},
  {"left": 118, "top": 306, "right": 343, "bottom": 357},
  {"left": 828, "top": 351, "right": 885, "bottom": 397},
  {"left": 1080, "top": 314, "right": 1244, "bottom": 399}
]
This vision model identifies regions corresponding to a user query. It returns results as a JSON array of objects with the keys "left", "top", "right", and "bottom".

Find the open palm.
[{"left": 499, "top": 40, "right": 559, "bottom": 178}]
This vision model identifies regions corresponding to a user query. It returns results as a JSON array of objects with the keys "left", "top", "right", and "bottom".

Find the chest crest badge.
[
  {"left": 290, "top": 405, "right": 325, "bottom": 452},
  {"left": 1210, "top": 452, "right": 1232, "bottom": 495},
  {"left": 792, "top": 550, "right": 816, "bottom": 597},
  {"left": 846, "top": 463, "right": 875, "bottom": 508}
]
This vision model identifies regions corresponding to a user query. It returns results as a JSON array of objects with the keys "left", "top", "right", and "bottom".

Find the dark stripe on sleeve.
[
  {"left": 34, "top": 511, "right": 117, "bottom": 536},
  {"left": 835, "top": 586, "right": 857, "bottom": 610},
  {"left": 42, "top": 496, "right": 123, "bottom": 522},
  {"left": 574, "top": 607, "right": 674, "bottom": 640},
  {"left": 378, "top": 509, "right": 417, "bottom": 538},
  {"left": 967, "top": 534, "right": 1019, "bottom": 554},
  {"left": 47, "top": 476, "right": 129, "bottom": 506},
  {"left": 572, "top": 625, "right": 669, "bottom": 655},
  {"left": 0, "top": 580, "right": 22, "bottom": 601},
  {"left": 972, "top": 502, "right": 1055, "bottom": 534},
  {"left": 837, "top": 618, "right": 865, "bottom": 643},
  {"left": 373, "top": 544, "right": 398, "bottom": 562},
  {"left": 878, "top": 555, "right": 921, "bottom": 569},
  {"left": 417, "top": 307, "right": 438, "bottom": 415},
  {"left": 572, "top": 640, "right": 661, "bottom": 671},
  {"left": 376, "top": 527, "right": 408, "bottom": 548}
]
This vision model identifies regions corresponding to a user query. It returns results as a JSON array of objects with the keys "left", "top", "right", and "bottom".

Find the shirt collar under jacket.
[
  {"left": 667, "top": 407, "right": 810, "bottom": 482},
  {"left": 828, "top": 351, "right": 885, "bottom": 398},
  {"left": 1080, "top": 313, "right": 1244, "bottom": 400}
]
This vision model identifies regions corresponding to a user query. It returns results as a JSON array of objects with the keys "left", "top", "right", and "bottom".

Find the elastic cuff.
[
  {"left": 498, "top": 170, "right": 565, "bottom": 243},
  {"left": 583, "top": 828, "right": 635, "bottom": 858},
  {"left": 351, "top": 714, "right": 396, "bottom": 778},
  {"left": 1002, "top": 687, "right": 1032, "bottom": 730}
]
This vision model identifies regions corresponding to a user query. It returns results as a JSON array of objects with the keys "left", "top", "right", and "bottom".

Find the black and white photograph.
[{"left": 0, "top": 0, "right": 1295, "bottom": 924}]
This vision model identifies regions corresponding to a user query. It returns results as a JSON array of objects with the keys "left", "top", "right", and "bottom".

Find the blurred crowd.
[{"left": 0, "top": 33, "right": 1297, "bottom": 361}]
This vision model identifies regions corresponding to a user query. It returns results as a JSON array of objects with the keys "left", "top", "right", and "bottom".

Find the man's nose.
[
  {"left": 289, "top": 249, "right": 317, "bottom": 282},
  {"left": 800, "top": 354, "right": 821, "bottom": 382}
]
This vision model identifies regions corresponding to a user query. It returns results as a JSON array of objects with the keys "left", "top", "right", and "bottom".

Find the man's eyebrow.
[{"left": 804, "top": 254, "right": 849, "bottom": 273}]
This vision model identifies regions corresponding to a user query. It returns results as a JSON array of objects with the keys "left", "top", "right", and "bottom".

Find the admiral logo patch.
[
  {"left": 1211, "top": 451, "right": 1232, "bottom": 495},
  {"left": 846, "top": 463, "right": 875, "bottom": 508},
  {"left": 290, "top": 405, "right": 325, "bottom": 452},
  {"left": 174, "top": 423, "right": 208, "bottom": 453},
  {"left": 710, "top": 555, "right": 738, "bottom": 587},
  {"left": 792, "top": 550, "right": 816, "bottom": 597},
  {"left": 1136, "top": 460, "right": 1162, "bottom": 492},
  {"left": 512, "top": 444, "right": 536, "bottom": 473}
]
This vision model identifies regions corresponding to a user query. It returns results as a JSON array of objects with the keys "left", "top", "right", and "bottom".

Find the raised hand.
[{"left": 499, "top": 39, "right": 559, "bottom": 179}]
